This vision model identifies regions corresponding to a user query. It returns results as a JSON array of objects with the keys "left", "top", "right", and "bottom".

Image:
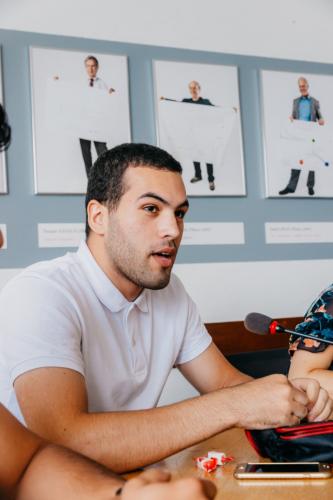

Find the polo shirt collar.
[{"left": 77, "top": 241, "right": 148, "bottom": 313}]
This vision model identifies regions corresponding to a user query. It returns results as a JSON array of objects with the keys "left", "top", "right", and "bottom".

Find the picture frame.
[
  {"left": 30, "top": 46, "right": 131, "bottom": 194},
  {"left": 153, "top": 59, "right": 246, "bottom": 197},
  {"left": 261, "top": 69, "right": 333, "bottom": 198}
]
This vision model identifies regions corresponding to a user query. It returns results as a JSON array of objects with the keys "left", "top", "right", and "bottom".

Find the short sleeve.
[
  {"left": 289, "top": 285, "right": 333, "bottom": 357},
  {"left": 174, "top": 283, "right": 212, "bottom": 365},
  {"left": 0, "top": 273, "right": 85, "bottom": 385}
]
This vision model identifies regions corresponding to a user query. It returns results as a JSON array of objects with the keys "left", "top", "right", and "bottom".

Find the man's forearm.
[
  {"left": 49, "top": 390, "right": 240, "bottom": 472},
  {"left": 16, "top": 444, "right": 124, "bottom": 500},
  {"left": 47, "top": 375, "right": 306, "bottom": 472}
]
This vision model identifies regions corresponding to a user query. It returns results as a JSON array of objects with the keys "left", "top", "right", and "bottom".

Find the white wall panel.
[{"left": 0, "top": 1, "right": 332, "bottom": 63}]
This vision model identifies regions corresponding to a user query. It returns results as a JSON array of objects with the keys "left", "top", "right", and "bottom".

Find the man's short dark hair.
[
  {"left": 85, "top": 143, "right": 183, "bottom": 237},
  {"left": 84, "top": 55, "right": 99, "bottom": 66}
]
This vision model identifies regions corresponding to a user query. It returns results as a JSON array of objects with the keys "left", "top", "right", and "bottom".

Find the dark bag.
[{"left": 246, "top": 421, "right": 333, "bottom": 462}]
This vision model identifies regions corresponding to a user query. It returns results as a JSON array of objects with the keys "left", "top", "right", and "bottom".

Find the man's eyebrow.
[{"left": 138, "top": 192, "right": 189, "bottom": 209}]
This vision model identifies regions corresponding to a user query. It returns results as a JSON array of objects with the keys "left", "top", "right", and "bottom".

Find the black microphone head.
[
  {"left": 0, "top": 104, "right": 11, "bottom": 152},
  {"left": 244, "top": 312, "right": 273, "bottom": 335}
]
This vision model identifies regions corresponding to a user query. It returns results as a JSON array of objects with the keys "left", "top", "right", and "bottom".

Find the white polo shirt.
[{"left": 0, "top": 242, "right": 211, "bottom": 423}]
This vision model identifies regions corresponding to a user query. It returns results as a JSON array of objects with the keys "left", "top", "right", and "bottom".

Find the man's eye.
[
  {"left": 175, "top": 210, "right": 186, "bottom": 219},
  {"left": 144, "top": 205, "right": 158, "bottom": 213}
]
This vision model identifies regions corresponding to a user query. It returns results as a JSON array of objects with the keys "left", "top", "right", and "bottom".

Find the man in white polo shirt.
[
  {"left": 0, "top": 143, "right": 331, "bottom": 472},
  {"left": 0, "top": 108, "right": 216, "bottom": 499}
]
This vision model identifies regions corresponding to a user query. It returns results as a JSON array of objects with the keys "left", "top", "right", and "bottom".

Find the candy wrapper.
[
  {"left": 208, "top": 451, "right": 234, "bottom": 465},
  {"left": 195, "top": 451, "right": 233, "bottom": 473},
  {"left": 195, "top": 456, "right": 218, "bottom": 473}
]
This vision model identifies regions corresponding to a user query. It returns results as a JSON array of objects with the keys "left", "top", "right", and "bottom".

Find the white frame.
[
  {"left": 261, "top": 69, "right": 333, "bottom": 198},
  {"left": 153, "top": 59, "right": 246, "bottom": 197},
  {"left": 30, "top": 46, "right": 131, "bottom": 194}
]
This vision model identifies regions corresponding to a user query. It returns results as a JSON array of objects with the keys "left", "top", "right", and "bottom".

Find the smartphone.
[{"left": 234, "top": 462, "right": 332, "bottom": 479}]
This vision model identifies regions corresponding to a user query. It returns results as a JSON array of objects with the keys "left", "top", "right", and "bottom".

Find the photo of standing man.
[
  {"left": 30, "top": 47, "right": 131, "bottom": 194},
  {"left": 79, "top": 55, "right": 115, "bottom": 176},
  {"left": 182, "top": 81, "right": 215, "bottom": 191},
  {"left": 261, "top": 69, "right": 333, "bottom": 198},
  {"left": 155, "top": 60, "right": 245, "bottom": 197},
  {"left": 279, "top": 76, "right": 325, "bottom": 196}
]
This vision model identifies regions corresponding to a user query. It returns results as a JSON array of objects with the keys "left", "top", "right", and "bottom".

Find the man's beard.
[
  {"left": 116, "top": 261, "right": 172, "bottom": 290},
  {"left": 106, "top": 232, "right": 174, "bottom": 291}
]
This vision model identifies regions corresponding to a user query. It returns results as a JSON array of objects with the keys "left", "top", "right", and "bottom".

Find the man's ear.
[{"left": 87, "top": 200, "right": 109, "bottom": 236}]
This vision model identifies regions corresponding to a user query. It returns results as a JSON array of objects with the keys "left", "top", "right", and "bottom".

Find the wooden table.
[{"left": 152, "top": 428, "right": 333, "bottom": 499}]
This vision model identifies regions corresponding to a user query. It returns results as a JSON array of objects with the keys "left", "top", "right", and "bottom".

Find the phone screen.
[{"left": 245, "top": 463, "right": 320, "bottom": 473}]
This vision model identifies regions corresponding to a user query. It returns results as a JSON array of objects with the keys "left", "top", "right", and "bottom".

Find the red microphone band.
[{"left": 269, "top": 320, "right": 279, "bottom": 335}]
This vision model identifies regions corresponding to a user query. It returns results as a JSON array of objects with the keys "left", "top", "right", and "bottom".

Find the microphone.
[{"left": 244, "top": 312, "right": 333, "bottom": 346}]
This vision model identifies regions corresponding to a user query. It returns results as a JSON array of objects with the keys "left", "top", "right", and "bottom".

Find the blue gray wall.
[{"left": 1, "top": 28, "right": 333, "bottom": 268}]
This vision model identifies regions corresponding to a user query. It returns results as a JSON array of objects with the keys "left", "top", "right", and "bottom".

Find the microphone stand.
[{"left": 270, "top": 320, "right": 333, "bottom": 346}]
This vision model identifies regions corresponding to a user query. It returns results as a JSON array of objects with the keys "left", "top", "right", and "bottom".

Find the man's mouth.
[{"left": 151, "top": 247, "right": 176, "bottom": 268}]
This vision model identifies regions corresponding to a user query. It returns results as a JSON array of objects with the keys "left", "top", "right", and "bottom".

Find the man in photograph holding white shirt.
[
  {"left": 79, "top": 55, "right": 115, "bottom": 176},
  {"left": 279, "top": 76, "right": 325, "bottom": 196}
]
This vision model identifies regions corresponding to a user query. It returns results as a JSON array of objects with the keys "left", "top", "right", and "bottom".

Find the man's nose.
[{"left": 158, "top": 213, "right": 181, "bottom": 240}]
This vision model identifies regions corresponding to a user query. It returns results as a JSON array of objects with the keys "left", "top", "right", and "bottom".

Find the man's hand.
[
  {"left": 290, "top": 378, "right": 333, "bottom": 422},
  {"left": 318, "top": 118, "right": 325, "bottom": 126},
  {"left": 227, "top": 374, "right": 310, "bottom": 429},
  {"left": 122, "top": 469, "right": 216, "bottom": 500}
]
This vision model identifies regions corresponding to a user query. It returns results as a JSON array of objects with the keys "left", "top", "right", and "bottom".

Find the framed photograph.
[
  {"left": 0, "top": 49, "right": 8, "bottom": 194},
  {"left": 30, "top": 47, "right": 131, "bottom": 194},
  {"left": 153, "top": 60, "right": 246, "bottom": 196},
  {"left": 261, "top": 69, "right": 333, "bottom": 198}
]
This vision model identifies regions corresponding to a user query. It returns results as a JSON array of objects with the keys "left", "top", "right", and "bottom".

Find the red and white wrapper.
[
  {"left": 208, "top": 451, "right": 233, "bottom": 465},
  {"left": 195, "top": 456, "right": 218, "bottom": 473},
  {"left": 207, "top": 451, "right": 226, "bottom": 465}
]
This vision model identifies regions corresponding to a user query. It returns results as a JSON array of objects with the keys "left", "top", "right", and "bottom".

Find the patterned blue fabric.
[{"left": 289, "top": 285, "right": 333, "bottom": 355}]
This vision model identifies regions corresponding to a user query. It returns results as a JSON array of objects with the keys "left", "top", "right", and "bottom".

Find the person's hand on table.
[
  {"left": 290, "top": 378, "right": 333, "bottom": 422},
  {"left": 121, "top": 469, "right": 216, "bottom": 499}
]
